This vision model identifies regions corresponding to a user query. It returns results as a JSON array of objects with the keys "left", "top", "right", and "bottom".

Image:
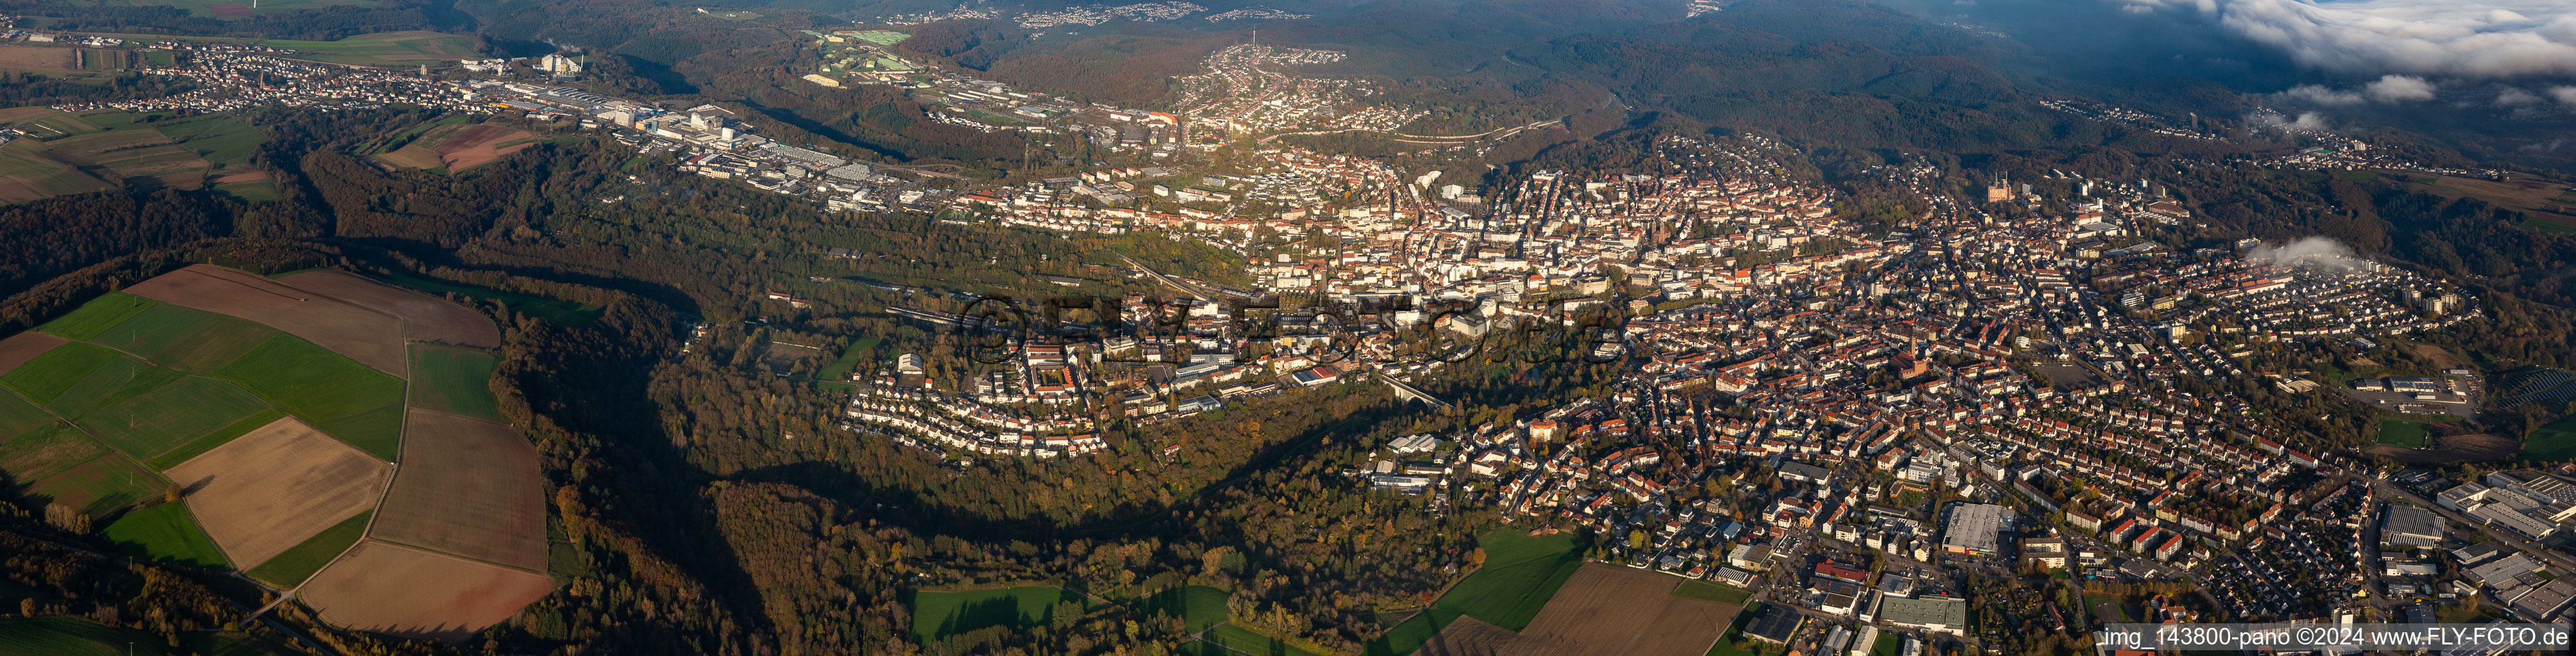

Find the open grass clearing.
[
  {"left": 816, "top": 336, "right": 883, "bottom": 384},
  {"left": 216, "top": 179, "right": 277, "bottom": 201},
  {"left": 909, "top": 586, "right": 1095, "bottom": 644},
  {"left": 149, "top": 113, "right": 265, "bottom": 165},
  {"left": 1701, "top": 601, "right": 1769, "bottom": 656},
  {"left": 245, "top": 509, "right": 369, "bottom": 587},
  {"left": 408, "top": 344, "right": 499, "bottom": 420},
  {"left": 104, "top": 500, "right": 229, "bottom": 568},
  {"left": 1139, "top": 585, "right": 1230, "bottom": 632},
  {"left": 1674, "top": 579, "right": 1753, "bottom": 605}
]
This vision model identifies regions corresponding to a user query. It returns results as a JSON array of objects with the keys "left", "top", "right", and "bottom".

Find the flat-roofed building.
[
  {"left": 2381, "top": 504, "right": 2445, "bottom": 548},
  {"left": 2019, "top": 537, "right": 2069, "bottom": 570},
  {"left": 1881, "top": 596, "right": 1969, "bottom": 636},
  {"left": 2508, "top": 578, "right": 2575, "bottom": 621},
  {"left": 1742, "top": 603, "right": 1806, "bottom": 644},
  {"left": 1942, "top": 504, "right": 2008, "bottom": 556}
]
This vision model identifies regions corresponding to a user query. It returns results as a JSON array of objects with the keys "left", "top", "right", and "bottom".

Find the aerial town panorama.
[{"left": 0, "top": 1, "right": 2572, "bottom": 655}]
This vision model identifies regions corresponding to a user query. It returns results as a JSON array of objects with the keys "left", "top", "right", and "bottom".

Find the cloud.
[
  {"left": 2495, "top": 86, "right": 2541, "bottom": 105},
  {"left": 2245, "top": 110, "right": 2330, "bottom": 129},
  {"left": 2247, "top": 237, "right": 2367, "bottom": 273},
  {"left": 2272, "top": 74, "right": 2443, "bottom": 105},
  {"left": 2364, "top": 74, "right": 2436, "bottom": 101},
  {"left": 2555, "top": 85, "right": 2576, "bottom": 106},
  {"left": 2275, "top": 84, "right": 2365, "bottom": 104},
  {"left": 2112, "top": 0, "right": 2576, "bottom": 79}
]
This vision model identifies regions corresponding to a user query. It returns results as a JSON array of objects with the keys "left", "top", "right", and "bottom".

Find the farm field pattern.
[{"left": 0, "top": 265, "right": 549, "bottom": 639}]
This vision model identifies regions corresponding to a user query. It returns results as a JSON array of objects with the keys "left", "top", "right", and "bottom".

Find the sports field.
[
  {"left": 2527, "top": 416, "right": 2576, "bottom": 461},
  {"left": 246, "top": 510, "right": 370, "bottom": 587},
  {"left": 218, "top": 334, "right": 406, "bottom": 459},
  {"left": 2377, "top": 418, "right": 2435, "bottom": 448},
  {"left": 103, "top": 501, "right": 229, "bottom": 568},
  {"left": 1364, "top": 529, "right": 1586, "bottom": 656},
  {"left": 408, "top": 344, "right": 500, "bottom": 420},
  {"left": 910, "top": 586, "right": 1095, "bottom": 644}
]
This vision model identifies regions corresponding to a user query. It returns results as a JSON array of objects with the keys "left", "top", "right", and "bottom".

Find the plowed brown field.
[
  {"left": 1420, "top": 564, "right": 1738, "bottom": 656},
  {"left": 369, "top": 409, "right": 545, "bottom": 570},
  {"left": 0, "top": 331, "right": 66, "bottom": 375},
  {"left": 121, "top": 265, "right": 406, "bottom": 375},
  {"left": 166, "top": 417, "right": 392, "bottom": 569},
  {"left": 298, "top": 539, "right": 554, "bottom": 642},
  {"left": 280, "top": 270, "right": 502, "bottom": 348}
]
